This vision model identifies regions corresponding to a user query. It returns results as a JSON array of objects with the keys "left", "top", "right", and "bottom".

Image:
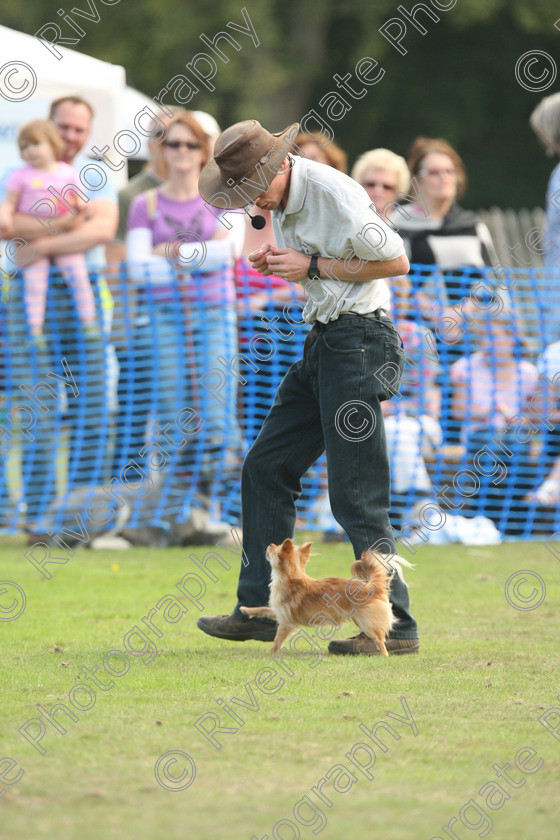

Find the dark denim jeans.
[{"left": 237, "top": 313, "right": 419, "bottom": 639}]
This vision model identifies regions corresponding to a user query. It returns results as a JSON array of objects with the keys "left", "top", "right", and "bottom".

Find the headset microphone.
[{"left": 249, "top": 213, "right": 266, "bottom": 230}]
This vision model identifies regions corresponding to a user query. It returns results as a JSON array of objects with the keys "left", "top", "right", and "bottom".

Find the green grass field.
[{"left": 0, "top": 534, "right": 558, "bottom": 840}]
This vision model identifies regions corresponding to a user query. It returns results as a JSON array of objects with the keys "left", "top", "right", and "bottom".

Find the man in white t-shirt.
[{"left": 196, "top": 120, "right": 419, "bottom": 655}]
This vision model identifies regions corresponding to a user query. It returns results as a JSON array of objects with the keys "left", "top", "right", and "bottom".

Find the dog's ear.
[
  {"left": 350, "top": 559, "right": 366, "bottom": 580},
  {"left": 300, "top": 542, "right": 313, "bottom": 562},
  {"left": 278, "top": 537, "right": 294, "bottom": 556}
]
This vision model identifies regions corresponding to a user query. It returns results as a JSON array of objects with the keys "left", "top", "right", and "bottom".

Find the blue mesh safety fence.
[{"left": 1, "top": 260, "right": 559, "bottom": 543}]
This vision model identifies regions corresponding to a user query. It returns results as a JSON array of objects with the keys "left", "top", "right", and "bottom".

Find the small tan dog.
[{"left": 241, "top": 538, "right": 411, "bottom": 656}]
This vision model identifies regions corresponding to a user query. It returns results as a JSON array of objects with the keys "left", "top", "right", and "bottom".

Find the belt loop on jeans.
[
  {"left": 312, "top": 309, "right": 387, "bottom": 329},
  {"left": 340, "top": 308, "right": 385, "bottom": 322},
  {"left": 359, "top": 307, "right": 385, "bottom": 321}
]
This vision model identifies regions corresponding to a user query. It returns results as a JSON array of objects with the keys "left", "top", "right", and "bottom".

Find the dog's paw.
[{"left": 239, "top": 606, "right": 249, "bottom": 615}]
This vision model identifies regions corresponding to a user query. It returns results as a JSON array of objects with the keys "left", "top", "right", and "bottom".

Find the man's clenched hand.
[{"left": 263, "top": 248, "right": 310, "bottom": 283}]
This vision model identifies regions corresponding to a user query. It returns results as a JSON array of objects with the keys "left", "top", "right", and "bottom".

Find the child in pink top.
[{"left": 0, "top": 119, "right": 96, "bottom": 336}]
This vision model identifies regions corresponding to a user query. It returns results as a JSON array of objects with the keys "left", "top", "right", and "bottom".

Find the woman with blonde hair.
[{"left": 351, "top": 147, "right": 410, "bottom": 220}]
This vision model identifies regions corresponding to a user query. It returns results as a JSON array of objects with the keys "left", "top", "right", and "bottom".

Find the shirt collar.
[{"left": 273, "top": 154, "right": 307, "bottom": 220}]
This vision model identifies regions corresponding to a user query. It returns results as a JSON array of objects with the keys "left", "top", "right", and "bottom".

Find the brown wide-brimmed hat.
[{"left": 198, "top": 119, "right": 300, "bottom": 208}]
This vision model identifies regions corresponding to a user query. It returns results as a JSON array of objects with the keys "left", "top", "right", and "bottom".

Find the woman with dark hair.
[{"left": 399, "top": 137, "right": 498, "bottom": 306}]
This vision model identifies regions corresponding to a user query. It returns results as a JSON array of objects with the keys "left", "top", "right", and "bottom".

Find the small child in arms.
[{"left": 0, "top": 119, "right": 96, "bottom": 337}]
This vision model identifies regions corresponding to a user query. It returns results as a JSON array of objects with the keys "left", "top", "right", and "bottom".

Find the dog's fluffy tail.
[
  {"left": 352, "top": 551, "right": 414, "bottom": 587},
  {"left": 385, "top": 553, "right": 415, "bottom": 584}
]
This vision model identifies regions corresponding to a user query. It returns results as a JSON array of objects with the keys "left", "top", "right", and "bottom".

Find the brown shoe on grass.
[
  {"left": 328, "top": 633, "right": 419, "bottom": 656},
  {"left": 197, "top": 612, "right": 277, "bottom": 642}
]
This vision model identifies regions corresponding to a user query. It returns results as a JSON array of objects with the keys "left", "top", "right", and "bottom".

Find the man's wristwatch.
[{"left": 308, "top": 255, "right": 321, "bottom": 280}]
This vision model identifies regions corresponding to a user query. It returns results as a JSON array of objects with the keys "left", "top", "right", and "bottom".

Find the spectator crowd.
[{"left": 1, "top": 93, "right": 559, "bottom": 545}]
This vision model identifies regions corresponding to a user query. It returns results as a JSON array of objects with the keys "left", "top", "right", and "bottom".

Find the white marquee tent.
[{"left": 0, "top": 24, "right": 154, "bottom": 190}]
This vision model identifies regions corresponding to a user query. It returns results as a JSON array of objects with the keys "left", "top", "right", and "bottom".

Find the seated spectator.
[
  {"left": 450, "top": 307, "right": 538, "bottom": 534},
  {"left": 529, "top": 92, "right": 560, "bottom": 343},
  {"left": 0, "top": 120, "right": 95, "bottom": 341},
  {"left": 386, "top": 274, "right": 441, "bottom": 416},
  {"left": 535, "top": 339, "right": 560, "bottom": 467},
  {"left": 526, "top": 339, "right": 560, "bottom": 518},
  {"left": 120, "top": 112, "right": 244, "bottom": 522},
  {"left": 351, "top": 147, "right": 410, "bottom": 221},
  {"left": 527, "top": 456, "right": 560, "bottom": 507},
  {"left": 383, "top": 274, "right": 442, "bottom": 526},
  {"left": 399, "top": 137, "right": 498, "bottom": 307},
  {"left": 294, "top": 132, "right": 347, "bottom": 172}
]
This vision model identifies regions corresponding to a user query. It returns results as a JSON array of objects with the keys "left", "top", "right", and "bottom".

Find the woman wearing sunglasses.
[
  {"left": 351, "top": 147, "right": 410, "bottom": 222},
  {"left": 119, "top": 112, "right": 245, "bottom": 526}
]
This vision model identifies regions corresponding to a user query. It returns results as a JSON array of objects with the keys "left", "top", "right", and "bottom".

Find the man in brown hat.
[{"left": 197, "top": 120, "right": 419, "bottom": 655}]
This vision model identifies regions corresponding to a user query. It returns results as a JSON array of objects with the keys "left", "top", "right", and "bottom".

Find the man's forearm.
[
  {"left": 12, "top": 211, "right": 75, "bottom": 241},
  {"left": 34, "top": 201, "right": 118, "bottom": 257},
  {"left": 263, "top": 247, "right": 409, "bottom": 285},
  {"left": 34, "top": 223, "right": 108, "bottom": 256},
  {"left": 317, "top": 253, "right": 409, "bottom": 283}
]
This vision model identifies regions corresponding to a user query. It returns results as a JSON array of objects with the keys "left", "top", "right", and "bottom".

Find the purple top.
[{"left": 127, "top": 190, "right": 234, "bottom": 306}]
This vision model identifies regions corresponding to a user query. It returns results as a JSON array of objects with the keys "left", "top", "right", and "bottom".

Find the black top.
[{"left": 397, "top": 203, "right": 497, "bottom": 302}]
